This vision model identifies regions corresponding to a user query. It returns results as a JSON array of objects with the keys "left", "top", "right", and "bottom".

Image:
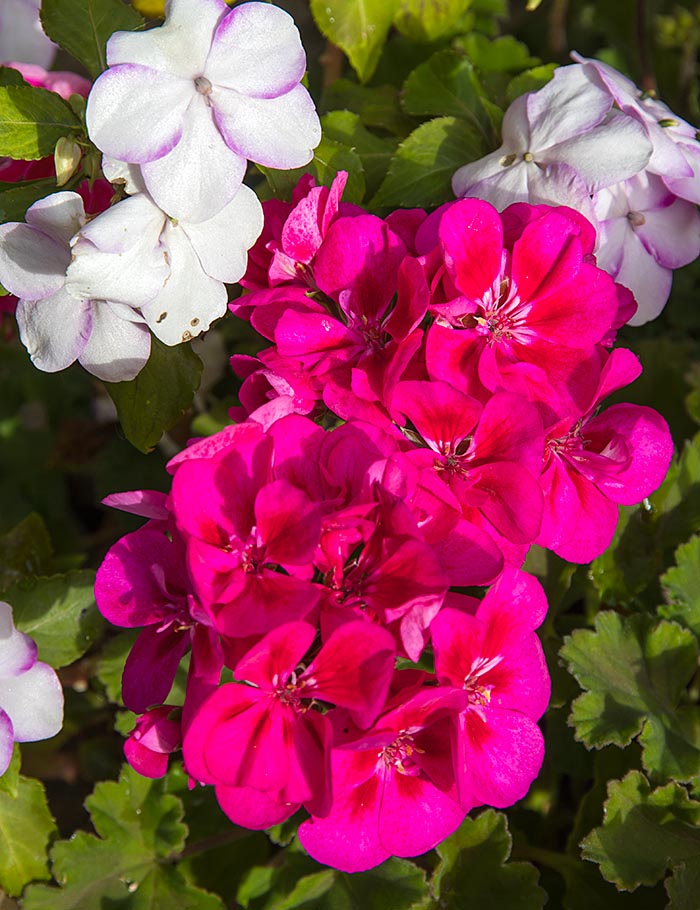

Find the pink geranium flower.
[{"left": 431, "top": 569, "right": 550, "bottom": 809}]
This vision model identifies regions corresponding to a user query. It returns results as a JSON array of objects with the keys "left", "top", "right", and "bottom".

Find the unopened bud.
[{"left": 54, "top": 137, "right": 82, "bottom": 187}]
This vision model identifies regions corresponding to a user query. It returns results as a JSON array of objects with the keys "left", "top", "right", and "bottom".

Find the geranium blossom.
[
  {"left": 86, "top": 0, "right": 321, "bottom": 222},
  {"left": 0, "top": 601, "right": 63, "bottom": 776}
]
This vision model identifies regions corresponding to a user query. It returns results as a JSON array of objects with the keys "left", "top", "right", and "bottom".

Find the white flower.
[
  {"left": 0, "top": 0, "right": 56, "bottom": 68},
  {"left": 452, "top": 64, "right": 653, "bottom": 213},
  {"left": 0, "top": 601, "right": 63, "bottom": 776},
  {"left": 86, "top": 0, "right": 321, "bottom": 223}
]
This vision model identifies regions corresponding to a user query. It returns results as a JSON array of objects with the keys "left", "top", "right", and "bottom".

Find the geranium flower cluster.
[
  {"left": 0, "top": 601, "right": 64, "bottom": 776},
  {"left": 453, "top": 61, "right": 700, "bottom": 324},
  {"left": 95, "top": 174, "right": 673, "bottom": 871},
  {"left": 0, "top": 0, "right": 320, "bottom": 379}
]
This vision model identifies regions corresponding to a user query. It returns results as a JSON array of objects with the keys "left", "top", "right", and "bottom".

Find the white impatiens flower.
[
  {"left": 86, "top": 0, "right": 321, "bottom": 223},
  {"left": 72, "top": 174, "right": 264, "bottom": 345},
  {"left": 0, "top": 601, "right": 63, "bottom": 776},
  {"left": 593, "top": 172, "right": 700, "bottom": 325},
  {"left": 0, "top": 0, "right": 57, "bottom": 68},
  {"left": 452, "top": 64, "right": 653, "bottom": 213},
  {"left": 0, "top": 193, "right": 160, "bottom": 381}
]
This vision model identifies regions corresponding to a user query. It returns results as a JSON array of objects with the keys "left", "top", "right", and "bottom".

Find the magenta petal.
[
  {"left": 302, "top": 621, "right": 395, "bottom": 728},
  {"left": 439, "top": 198, "right": 504, "bottom": 301},
  {"left": 469, "top": 461, "right": 543, "bottom": 544},
  {"left": 234, "top": 622, "right": 315, "bottom": 689},
  {"left": 459, "top": 707, "right": 544, "bottom": 808},
  {"left": 216, "top": 572, "right": 319, "bottom": 638},
  {"left": 124, "top": 736, "right": 170, "bottom": 779},
  {"left": 215, "top": 784, "right": 299, "bottom": 829},
  {"left": 431, "top": 519, "right": 503, "bottom": 587},
  {"left": 255, "top": 480, "right": 320, "bottom": 565},
  {"left": 392, "top": 380, "right": 482, "bottom": 453},
  {"left": 122, "top": 624, "right": 191, "bottom": 713}
]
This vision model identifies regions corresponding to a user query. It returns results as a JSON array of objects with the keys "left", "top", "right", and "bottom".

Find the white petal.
[
  {"left": 0, "top": 223, "right": 68, "bottom": 299},
  {"left": 212, "top": 83, "right": 320, "bottom": 169},
  {"left": 452, "top": 149, "right": 512, "bottom": 199},
  {"left": 616, "top": 237, "right": 673, "bottom": 325},
  {"left": 86, "top": 63, "right": 193, "bottom": 163},
  {"left": 25, "top": 192, "right": 85, "bottom": 246},
  {"left": 637, "top": 196, "right": 700, "bottom": 269},
  {"left": 141, "top": 225, "right": 227, "bottom": 345},
  {"left": 107, "top": 0, "right": 227, "bottom": 77},
  {"left": 527, "top": 64, "right": 612, "bottom": 150},
  {"left": 141, "top": 96, "right": 246, "bottom": 222},
  {"left": 16, "top": 287, "right": 91, "bottom": 372},
  {"left": 101, "top": 156, "right": 147, "bottom": 195},
  {"left": 0, "top": 709, "right": 13, "bottom": 776},
  {"left": 0, "top": 603, "right": 37, "bottom": 678},
  {"left": 181, "top": 184, "right": 263, "bottom": 282},
  {"left": 78, "top": 301, "right": 151, "bottom": 381},
  {"left": 65, "top": 195, "right": 169, "bottom": 307},
  {"left": 206, "top": 2, "right": 305, "bottom": 96},
  {"left": 545, "top": 111, "right": 652, "bottom": 191},
  {"left": 0, "top": 0, "right": 56, "bottom": 68},
  {"left": 0, "top": 661, "right": 63, "bottom": 742}
]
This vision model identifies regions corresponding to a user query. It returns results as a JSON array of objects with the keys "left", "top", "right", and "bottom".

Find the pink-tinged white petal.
[
  {"left": 71, "top": 192, "right": 163, "bottom": 255},
  {"left": 636, "top": 196, "right": 700, "bottom": 270},
  {"left": 606, "top": 234, "right": 673, "bottom": 326},
  {"left": 24, "top": 191, "right": 85, "bottom": 246},
  {"left": 459, "top": 708, "right": 544, "bottom": 808},
  {"left": 0, "top": 223, "right": 69, "bottom": 299},
  {"left": 16, "top": 287, "right": 91, "bottom": 373},
  {"left": 0, "top": 709, "right": 13, "bottom": 777},
  {"left": 206, "top": 1, "right": 306, "bottom": 97},
  {"left": 0, "top": 0, "right": 56, "bottom": 68},
  {"left": 526, "top": 64, "right": 612, "bottom": 148},
  {"left": 101, "top": 156, "right": 146, "bottom": 195},
  {"left": 0, "top": 660, "right": 63, "bottom": 742},
  {"left": 182, "top": 185, "right": 263, "bottom": 281},
  {"left": 141, "top": 224, "right": 227, "bottom": 345},
  {"left": 212, "top": 83, "right": 320, "bottom": 169},
  {"left": 86, "top": 64, "right": 192, "bottom": 163},
  {"left": 544, "top": 111, "right": 652, "bottom": 190},
  {"left": 107, "top": 0, "right": 227, "bottom": 77},
  {"left": 0, "top": 602, "right": 37, "bottom": 677},
  {"left": 78, "top": 301, "right": 151, "bottom": 382},
  {"left": 101, "top": 490, "right": 169, "bottom": 520},
  {"left": 141, "top": 96, "right": 247, "bottom": 222}
]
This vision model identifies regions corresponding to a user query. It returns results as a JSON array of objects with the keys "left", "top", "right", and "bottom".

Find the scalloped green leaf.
[
  {"left": 0, "top": 86, "right": 80, "bottom": 160},
  {"left": 581, "top": 771, "right": 700, "bottom": 891},
  {"left": 371, "top": 115, "right": 483, "bottom": 208},
  {"left": 666, "top": 861, "right": 700, "bottom": 910},
  {"left": 401, "top": 49, "right": 496, "bottom": 145},
  {"left": 561, "top": 612, "right": 700, "bottom": 780},
  {"left": 23, "top": 764, "right": 224, "bottom": 910},
  {"left": 0, "top": 513, "right": 52, "bottom": 593},
  {"left": 0, "top": 774, "right": 55, "bottom": 896},
  {"left": 432, "top": 810, "right": 546, "bottom": 908},
  {"left": 660, "top": 535, "right": 700, "bottom": 637},
  {"left": 310, "top": 0, "right": 400, "bottom": 83},
  {"left": 5, "top": 570, "right": 103, "bottom": 667},
  {"left": 506, "top": 63, "right": 557, "bottom": 101},
  {"left": 322, "top": 110, "right": 398, "bottom": 198},
  {"left": 41, "top": 0, "right": 144, "bottom": 79},
  {"left": 105, "top": 337, "right": 203, "bottom": 454}
]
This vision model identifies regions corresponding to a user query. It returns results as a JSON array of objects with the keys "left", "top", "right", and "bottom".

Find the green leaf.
[
  {"left": 666, "top": 861, "right": 700, "bottom": 910},
  {"left": 0, "top": 67, "right": 28, "bottom": 87},
  {"left": 310, "top": 0, "right": 400, "bottom": 83},
  {"left": 506, "top": 63, "right": 557, "bottom": 102},
  {"left": 561, "top": 612, "right": 700, "bottom": 780},
  {"left": 0, "top": 513, "right": 52, "bottom": 592},
  {"left": 23, "top": 764, "right": 224, "bottom": 909},
  {"left": 0, "top": 86, "right": 80, "bottom": 160},
  {"left": 0, "top": 747, "right": 20, "bottom": 798},
  {"left": 660, "top": 535, "right": 700, "bottom": 637},
  {"left": 322, "top": 110, "right": 398, "bottom": 198},
  {"left": 581, "top": 771, "right": 700, "bottom": 890},
  {"left": 4, "top": 570, "right": 103, "bottom": 667},
  {"left": 401, "top": 50, "right": 496, "bottom": 145},
  {"left": 371, "top": 116, "right": 483, "bottom": 208},
  {"left": 393, "top": 0, "right": 473, "bottom": 42},
  {"left": 312, "top": 136, "right": 366, "bottom": 204},
  {"left": 0, "top": 177, "right": 61, "bottom": 224},
  {"left": 432, "top": 810, "right": 546, "bottom": 908},
  {"left": 322, "top": 80, "right": 413, "bottom": 137},
  {"left": 458, "top": 33, "right": 539, "bottom": 72},
  {"left": 41, "top": 0, "right": 144, "bottom": 79},
  {"left": 0, "top": 774, "right": 56, "bottom": 896},
  {"left": 105, "top": 337, "right": 203, "bottom": 453}
]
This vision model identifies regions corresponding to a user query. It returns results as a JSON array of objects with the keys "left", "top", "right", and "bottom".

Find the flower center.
[
  {"left": 627, "top": 210, "right": 646, "bottom": 228},
  {"left": 463, "top": 654, "right": 503, "bottom": 706},
  {"left": 194, "top": 75, "right": 212, "bottom": 95},
  {"left": 381, "top": 731, "right": 424, "bottom": 775}
]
